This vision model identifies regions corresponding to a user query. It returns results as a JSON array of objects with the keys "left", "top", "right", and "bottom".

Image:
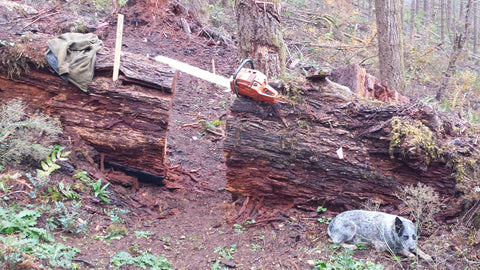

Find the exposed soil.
[{"left": 1, "top": 1, "right": 477, "bottom": 269}]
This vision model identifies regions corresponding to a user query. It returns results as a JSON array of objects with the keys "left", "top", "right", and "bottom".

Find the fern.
[
  {"left": 36, "top": 145, "right": 70, "bottom": 182},
  {"left": 0, "top": 206, "right": 53, "bottom": 242},
  {"left": 32, "top": 243, "right": 80, "bottom": 268}
]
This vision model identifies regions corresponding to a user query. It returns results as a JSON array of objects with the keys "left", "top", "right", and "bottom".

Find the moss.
[
  {"left": 106, "top": 224, "right": 127, "bottom": 236},
  {"left": 0, "top": 35, "right": 48, "bottom": 78},
  {"left": 280, "top": 83, "right": 304, "bottom": 105},
  {"left": 389, "top": 116, "right": 442, "bottom": 165}
]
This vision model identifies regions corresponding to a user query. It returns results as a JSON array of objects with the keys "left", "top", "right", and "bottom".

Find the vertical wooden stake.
[
  {"left": 211, "top": 58, "right": 216, "bottom": 74},
  {"left": 113, "top": 14, "right": 124, "bottom": 81}
]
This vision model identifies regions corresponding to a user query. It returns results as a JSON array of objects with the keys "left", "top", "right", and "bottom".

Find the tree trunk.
[
  {"left": 437, "top": 0, "right": 473, "bottom": 100},
  {"left": 424, "top": 0, "right": 430, "bottom": 24},
  {"left": 473, "top": 1, "right": 478, "bottom": 53},
  {"left": 441, "top": 0, "right": 445, "bottom": 43},
  {"left": 447, "top": 0, "right": 452, "bottom": 39},
  {"left": 459, "top": 0, "right": 464, "bottom": 23},
  {"left": 0, "top": 51, "right": 176, "bottom": 183},
  {"left": 400, "top": 0, "right": 405, "bottom": 33},
  {"left": 410, "top": 0, "right": 416, "bottom": 39},
  {"left": 224, "top": 78, "right": 479, "bottom": 223},
  {"left": 375, "top": 0, "right": 406, "bottom": 93},
  {"left": 234, "top": 0, "right": 286, "bottom": 78}
]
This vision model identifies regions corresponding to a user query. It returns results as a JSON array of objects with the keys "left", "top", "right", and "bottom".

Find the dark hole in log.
[{"left": 105, "top": 162, "right": 165, "bottom": 186}]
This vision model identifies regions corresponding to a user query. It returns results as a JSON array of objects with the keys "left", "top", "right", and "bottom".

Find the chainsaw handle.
[{"left": 232, "top": 59, "right": 254, "bottom": 96}]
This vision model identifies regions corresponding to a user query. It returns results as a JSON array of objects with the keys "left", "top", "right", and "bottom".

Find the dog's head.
[{"left": 394, "top": 217, "right": 417, "bottom": 252}]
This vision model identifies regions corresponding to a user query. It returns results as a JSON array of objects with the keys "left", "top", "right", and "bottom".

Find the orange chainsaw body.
[{"left": 230, "top": 59, "right": 278, "bottom": 103}]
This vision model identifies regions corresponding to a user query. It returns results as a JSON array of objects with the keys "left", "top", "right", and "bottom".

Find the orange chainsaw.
[
  {"left": 230, "top": 59, "right": 278, "bottom": 103},
  {"left": 153, "top": 55, "right": 278, "bottom": 103}
]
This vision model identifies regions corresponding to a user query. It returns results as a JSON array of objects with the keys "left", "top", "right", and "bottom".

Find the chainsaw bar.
[{"left": 153, "top": 55, "right": 278, "bottom": 103}]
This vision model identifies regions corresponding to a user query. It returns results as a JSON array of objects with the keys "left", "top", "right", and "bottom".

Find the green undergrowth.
[
  {"left": 0, "top": 205, "right": 80, "bottom": 269},
  {"left": 110, "top": 250, "right": 172, "bottom": 270},
  {"left": 0, "top": 99, "right": 62, "bottom": 166},
  {"left": 313, "top": 245, "right": 384, "bottom": 270}
]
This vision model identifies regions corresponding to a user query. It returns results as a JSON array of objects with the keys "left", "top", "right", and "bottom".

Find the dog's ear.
[{"left": 395, "top": 217, "right": 404, "bottom": 235}]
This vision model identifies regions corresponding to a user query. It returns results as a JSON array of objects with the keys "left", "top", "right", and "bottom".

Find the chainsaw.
[
  {"left": 153, "top": 56, "right": 278, "bottom": 103},
  {"left": 230, "top": 59, "right": 278, "bottom": 103}
]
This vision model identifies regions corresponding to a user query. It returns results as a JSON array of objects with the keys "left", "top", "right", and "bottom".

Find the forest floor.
[{"left": 0, "top": 1, "right": 478, "bottom": 269}]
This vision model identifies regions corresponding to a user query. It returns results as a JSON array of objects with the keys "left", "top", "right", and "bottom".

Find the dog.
[{"left": 327, "top": 210, "right": 432, "bottom": 262}]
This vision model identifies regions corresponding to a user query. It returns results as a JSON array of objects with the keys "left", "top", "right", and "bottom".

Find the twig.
[
  {"left": 21, "top": 11, "right": 58, "bottom": 30},
  {"left": 206, "top": 127, "right": 224, "bottom": 137},
  {"left": 0, "top": 6, "right": 55, "bottom": 25},
  {"left": 170, "top": 166, "right": 199, "bottom": 182},
  {"left": 72, "top": 258, "right": 95, "bottom": 267},
  {"left": 343, "top": 32, "right": 364, "bottom": 43},
  {"left": 0, "top": 128, "right": 16, "bottom": 141}
]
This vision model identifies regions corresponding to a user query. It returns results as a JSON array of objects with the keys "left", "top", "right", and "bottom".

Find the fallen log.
[
  {"left": 224, "top": 79, "right": 480, "bottom": 223},
  {"left": 0, "top": 47, "right": 176, "bottom": 184}
]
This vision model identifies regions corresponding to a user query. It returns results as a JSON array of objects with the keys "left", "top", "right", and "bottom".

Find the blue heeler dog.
[{"left": 327, "top": 210, "right": 432, "bottom": 261}]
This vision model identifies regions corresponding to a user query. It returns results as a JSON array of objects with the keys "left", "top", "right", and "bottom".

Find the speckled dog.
[{"left": 327, "top": 210, "right": 432, "bottom": 261}]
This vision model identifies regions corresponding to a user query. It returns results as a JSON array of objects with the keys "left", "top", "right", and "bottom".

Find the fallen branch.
[
  {"left": 21, "top": 11, "right": 58, "bottom": 30},
  {"left": 0, "top": 128, "right": 16, "bottom": 141},
  {"left": 199, "top": 27, "right": 235, "bottom": 45}
]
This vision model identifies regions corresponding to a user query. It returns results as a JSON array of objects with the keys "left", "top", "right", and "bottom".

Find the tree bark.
[
  {"left": 234, "top": 0, "right": 286, "bottom": 78},
  {"left": 441, "top": 0, "right": 445, "bottom": 43},
  {"left": 375, "top": 0, "right": 406, "bottom": 93},
  {"left": 0, "top": 51, "right": 176, "bottom": 183},
  {"left": 410, "top": 0, "right": 416, "bottom": 40},
  {"left": 437, "top": 0, "right": 473, "bottom": 100},
  {"left": 446, "top": 0, "right": 452, "bottom": 39},
  {"left": 224, "top": 79, "right": 479, "bottom": 223},
  {"left": 423, "top": 0, "right": 430, "bottom": 24},
  {"left": 473, "top": 1, "right": 478, "bottom": 53}
]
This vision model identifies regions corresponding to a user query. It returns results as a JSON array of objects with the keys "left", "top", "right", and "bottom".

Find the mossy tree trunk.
[{"left": 234, "top": 0, "right": 286, "bottom": 78}]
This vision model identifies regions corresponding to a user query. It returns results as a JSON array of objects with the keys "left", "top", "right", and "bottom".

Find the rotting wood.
[
  {"left": 224, "top": 79, "right": 480, "bottom": 223},
  {"left": 330, "top": 63, "right": 410, "bottom": 105},
  {"left": 0, "top": 49, "right": 175, "bottom": 183}
]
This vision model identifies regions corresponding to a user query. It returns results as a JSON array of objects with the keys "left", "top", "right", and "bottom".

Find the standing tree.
[
  {"left": 375, "top": 0, "right": 406, "bottom": 93},
  {"left": 473, "top": 1, "right": 478, "bottom": 53},
  {"left": 441, "top": 0, "right": 446, "bottom": 44},
  {"left": 447, "top": 0, "right": 452, "bottom": 36},
  {"left": 410, "top": 0, "right": 415, "bottom": 40},
  {"left": 234, "top": 0, "right": 286, "bottom": 77},
  {"left": 424, "top": 0, "right": 431, "bottom": 25},
  {"left": 436, "top": 0, "right": 473, "bottom": 100}
]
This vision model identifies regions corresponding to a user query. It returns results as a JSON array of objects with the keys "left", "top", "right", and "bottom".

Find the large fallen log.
[
  {"left": 0, "top": 49, "right": 176, "bottom": 183},
  {"left": 224, "top": 79, "right": 480, "bottom": 223}
]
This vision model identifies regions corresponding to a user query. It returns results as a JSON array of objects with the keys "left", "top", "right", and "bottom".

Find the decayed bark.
[
  {"left": 330, "top": 64, "right": 410, "bottom": 105},
  {"left": 0, "top": 51, "right": 176, "bottom": 183},
  {"left": 224, "top": 79, "right": 480, "bottom": 223}
]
